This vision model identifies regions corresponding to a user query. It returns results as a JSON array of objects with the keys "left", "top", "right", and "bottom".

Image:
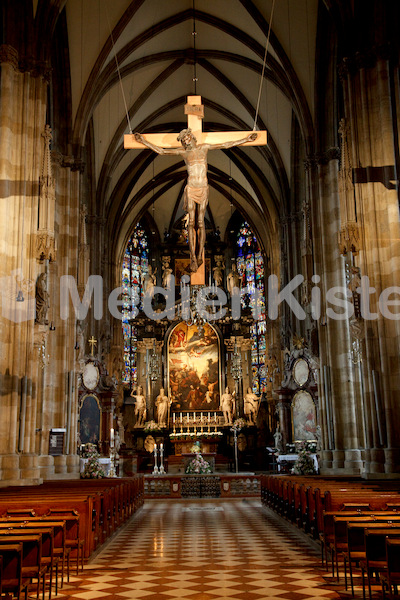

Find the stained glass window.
[
  {"left": 121, "top": 223, "right": 149, "bottom": 385},
  {"left": 236, "top": 222, "right": 267, "bottom": 394}
]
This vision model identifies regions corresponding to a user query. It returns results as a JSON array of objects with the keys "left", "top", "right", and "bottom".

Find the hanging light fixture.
[
  {"left": 230, "top": 338, "right": 242, "bottom": 382},
  {"left": 147, "top": 341, "right": 160, "bottom": 382}
]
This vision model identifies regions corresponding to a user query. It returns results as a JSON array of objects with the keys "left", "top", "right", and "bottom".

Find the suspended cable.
[
  {"left": 192, "top": 0, "right": 198, "bottom": 94},
  {"left": 104, "top": 0, "right": 132, "bottom": 134},
  {"left": 253, "top": 0, "right": 276, "bottom": 130}
]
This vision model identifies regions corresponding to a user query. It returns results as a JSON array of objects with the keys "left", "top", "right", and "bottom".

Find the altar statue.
[
  {"left": 142, "top": 265, "right": 157, "bottom": 296},
  {"left": 213, "top": 256, "right": 224, "bottom": 288},
  {"left": 220, "top": 386, "right": 235, "bottom": 425},
  {"left": 155, "top": 388, "right": 170, "bottom": 427},
  {"left": 35, "top": 272, "right": 50, "bottom": 324},
  {"left": 244, "top": 387, "right": 259, "bottom": 425},
  {"left": 131, "top": 385, "right": 146, "bottom": 427},
  {"left": 273, "top": 426, "right": 283, "bottom": 452},
  {"left": 227, "top": 263, "right": 241, "bottom": 296}
]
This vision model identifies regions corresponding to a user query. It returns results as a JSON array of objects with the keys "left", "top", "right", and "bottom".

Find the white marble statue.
[
  {"left": 220, "top": 386, "right": 235, "bottom": 425},
  {"left": 142, "top": 265, "right": 157, "bottom": 296},
  {"left": 244, "top": 387, "right": 259, "bottom": 425},
  {"left": 131, "top": 385, "right": 146, "bottom": 427},
  {"left": 227, "top": 262, "right": 241, "bottom": 296},
  {"left": 273, "top": 426, "right": 283, "bottom": 452},
  {"left": 155, "top": 388, "right": 170, "bottom": 427}
]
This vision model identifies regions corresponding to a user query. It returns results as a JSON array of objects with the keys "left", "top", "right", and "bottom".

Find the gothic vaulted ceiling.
[{"left": 64, "top": 0, "right": 317, "bottom": 261}]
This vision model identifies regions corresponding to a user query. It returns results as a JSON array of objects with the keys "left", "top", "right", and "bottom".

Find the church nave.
[{"left": 57, "top": 500, "right": 339, "bottom": 600}]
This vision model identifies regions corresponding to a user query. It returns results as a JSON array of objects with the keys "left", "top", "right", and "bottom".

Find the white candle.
[
  {"left": 173, "top": 413, "right": 176, "bottom": 423},
  {"left": 187, "top": 412, "right": 190, "bottom": 421},
  {"left": 154, "top": 443, "right": 157, "bottom": 452},
  {"left": 214, "top": 412, "right": 217, "bottom": 422},
  {"left": 180, "top": 412, "right": 183, "bottom": 423},
  {"left": 110, "top": 428, "right": 114, "bottom": 447},
  {"left": 160, "top": 443, "right": 163, "bottom": 451},
  {"left": 208, "top": 412, "right": 210, "bottom": 422}
]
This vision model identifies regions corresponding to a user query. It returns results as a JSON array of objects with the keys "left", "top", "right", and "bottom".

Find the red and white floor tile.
[{"left": 58, "top": 500, "right": 341, "bottom": 600}]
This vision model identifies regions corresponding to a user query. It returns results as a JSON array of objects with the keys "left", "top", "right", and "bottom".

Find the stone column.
[
  {"left": 341, "top": 51, "right": 400, "bottom": 475},
  {"left": 310, "top": 150, "right": 363, "bottom": 474}
]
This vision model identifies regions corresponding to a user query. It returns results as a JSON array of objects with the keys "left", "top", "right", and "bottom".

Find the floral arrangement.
[
  {"left": 291, "top": 443, "right": 317, "bottom": 475},
  {"left": 231, "top": 418, "right": 246, "bottom": 431},
  {"left": 81, "top": 443, "right": 99, "bottom": 458},
  {"left": 305, "top": 441, "right": 317, "bottom": 453},
  {"left": 185, "top": 453, "right": 212, "bottom": 474},
  {"left": 81, "top": 444, "right": 105, "bottom": 479},
  {"left": 143, "top": 420, "right": 161, "bottom": 433}
]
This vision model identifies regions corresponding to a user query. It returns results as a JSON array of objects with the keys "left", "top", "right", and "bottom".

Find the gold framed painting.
[{"left": 168, "top": 321, "right": 221, "bottom": 412}]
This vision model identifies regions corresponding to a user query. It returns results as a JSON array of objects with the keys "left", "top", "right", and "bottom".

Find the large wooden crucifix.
[{"left": 124, "top": 96, "right": 267, "bottom": 278}]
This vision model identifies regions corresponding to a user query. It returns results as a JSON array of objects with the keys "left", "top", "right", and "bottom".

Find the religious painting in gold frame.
[
  {"left": 291, "top": 390, "right": 317, "bottom": 441},
  {"left": 79, "top": 394, "right": 101, "bottom": 444},
  {"left": 168, "top": 321, "right": 221, "bottom": 411}
]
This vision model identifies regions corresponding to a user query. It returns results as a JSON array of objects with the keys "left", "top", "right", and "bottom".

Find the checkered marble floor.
[{"left": 58, "top": 500, "right": 340, "bottom": 600}]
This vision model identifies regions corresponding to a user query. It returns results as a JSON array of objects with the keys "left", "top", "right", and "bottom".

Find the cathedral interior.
[{"left": 1, "top": 1, "right": 400, "bottom": 597}]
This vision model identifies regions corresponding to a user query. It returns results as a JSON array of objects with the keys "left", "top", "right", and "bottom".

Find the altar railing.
[{"left": 144, "top": 473, "right": 261, "bottom": 499}]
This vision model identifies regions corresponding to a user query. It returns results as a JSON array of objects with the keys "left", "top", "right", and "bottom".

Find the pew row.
[{"left": 0, "top": 477, "right": 143, "bottom": 561}]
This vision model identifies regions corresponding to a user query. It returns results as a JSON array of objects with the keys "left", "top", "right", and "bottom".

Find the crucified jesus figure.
[{"left": 134, "top": 129, "right": 257, "bottom": 273}]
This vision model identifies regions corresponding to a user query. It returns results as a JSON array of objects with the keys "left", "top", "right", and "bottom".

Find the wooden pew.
[
  {"left": 0, "top": 543, "right": 29, "bottom": 600},
  {"left": 0, "top": 533, "right": 45, "bottom": 600},
  {"left": 360, "top": 528, "right": 400, "bottom": 600},
  {"left": 0, "top": 519, "right": 68, "bottom": 595},
  {"left": 381, "top": 539, "right": 400, "bottom": 598}
]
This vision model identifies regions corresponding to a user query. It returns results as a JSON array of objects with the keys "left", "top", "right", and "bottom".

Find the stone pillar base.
[
  {"left": 1, "top": 454, "right": 20, "bottom": 481},
  {"left": 66, "top": 454, "right": 80, "bottom": 474},
  {"left": 384, "top": 448, "right": 400, "bottom": 474},
  {"left": 19, "top": 453, "right": 40, "bottom": 480},
  {"left": 344, "top": 449, "right": 363, "bottom": 473},
  {"left": 38, "top": 455, "right": 55, "bottom": 479},
  {"left": 53, "top": 455, "right": 67, "bottom": 474},
  {"left": 364, "top": 448, "right": 385, "bottom": 475}
]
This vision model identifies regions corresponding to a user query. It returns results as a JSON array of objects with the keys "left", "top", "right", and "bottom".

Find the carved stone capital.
[
  {"left": 50, "top": 151, "right": 85, "bottom": 173},
  {"left": 0, "top": 44, "right": 19, "bottom": 70},
  {"left": 86, "top": 215, "right": 107, "bottom": 227},
  {"left": 315, "top": 147, "right": 340, "bottom": 165},
  {"left": 137, "top": 339, "right": 163, "bottom": 353},
  {"left": 339, "top": 43, "right": 394, "bottom": 79},
  {"left": 304, "top": 156, "right": 318, "bottom": 171}
]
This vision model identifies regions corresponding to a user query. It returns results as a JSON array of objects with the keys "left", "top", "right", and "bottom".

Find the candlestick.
[
  {"left": 159, "top": 442, "right": 165, "bottom": 474},
  {"left": 153, "top": 443, "right": 159, "bottom": 475}
]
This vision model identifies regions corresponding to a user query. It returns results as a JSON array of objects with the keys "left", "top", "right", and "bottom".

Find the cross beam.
[{"left": 124, "top": 96, "right": 267, "bottom": 149}]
